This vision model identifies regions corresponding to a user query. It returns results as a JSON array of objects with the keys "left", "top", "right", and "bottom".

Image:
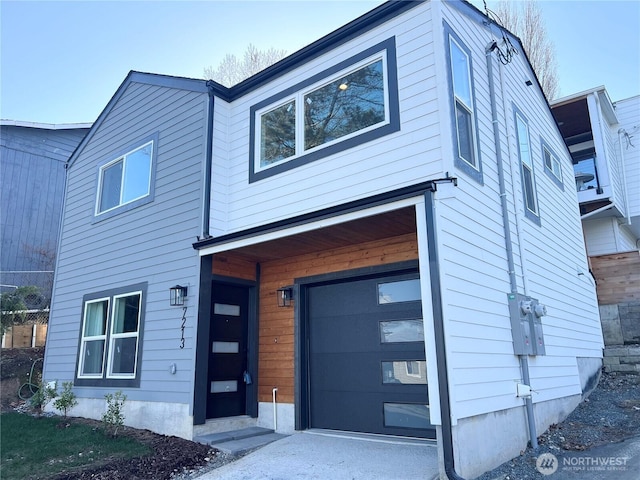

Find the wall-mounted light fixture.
[
  {"left": 277, "top": 286, "right": 293, "bottom": 307},
  {"left": 170, "top": 285, "right": 188, "bottom": 306}
]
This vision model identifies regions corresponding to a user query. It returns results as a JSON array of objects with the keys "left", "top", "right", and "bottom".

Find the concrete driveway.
[{"left": 198, "top": 430, "right": 439, "bottom": 480}]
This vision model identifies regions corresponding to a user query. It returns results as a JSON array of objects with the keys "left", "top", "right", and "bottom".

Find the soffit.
[{"left": 229, "top": 206, "right": 417, "bottom": 262}]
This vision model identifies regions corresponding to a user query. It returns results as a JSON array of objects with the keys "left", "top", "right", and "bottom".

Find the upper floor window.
[
  {"left": 96, "top": 141, "right": 153, "bottom": 215},
  {"left": 514, "top": 108, "right": 540, "bottom": 223},
  {"left": 444, "top": 23, "right": 482, "bottom": 184},
  {"left": 541, "top": 139, "right": 564, "bottom": 190},
  {"left": 76, "top": 283, "right": 146, "bottom": 387},
  {"left": 249, "top": 38, "right": 400, "bottom": 182}
]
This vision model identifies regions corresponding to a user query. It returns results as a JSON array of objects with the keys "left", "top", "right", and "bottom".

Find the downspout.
[
  {"left": 424, "top": 186, "right": 465, "bottom": 480},
  {"left": 202, "top": 81, "right": 216, "bottom": 239},
  {"left": 486, "top": 41, "right": 538, "bottom": 449}
]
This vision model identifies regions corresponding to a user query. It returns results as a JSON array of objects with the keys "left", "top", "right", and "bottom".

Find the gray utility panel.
[{"left": 508, "top": 293, "right": 547, "bottom": 356}]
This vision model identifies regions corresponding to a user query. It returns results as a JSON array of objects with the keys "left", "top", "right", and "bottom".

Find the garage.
[{"left": 305, "top": 271, "right": 434, "bottom": 439}]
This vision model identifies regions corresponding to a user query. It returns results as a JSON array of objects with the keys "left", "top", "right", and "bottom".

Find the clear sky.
[{"left": 1, "top": 0, "right": 638, "bottom": 125}]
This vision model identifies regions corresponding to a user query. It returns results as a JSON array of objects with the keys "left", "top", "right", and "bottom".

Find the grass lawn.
[{"left": 0, "top": 412, "right": 150, "bottom": 480}]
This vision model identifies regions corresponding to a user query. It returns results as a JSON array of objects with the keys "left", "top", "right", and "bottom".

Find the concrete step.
[
  {"left": 195, "top": 426, "right": 287, "bottom": 456},
  {"left": 210, "top": 432, "right": 287, "bottom": 456}
]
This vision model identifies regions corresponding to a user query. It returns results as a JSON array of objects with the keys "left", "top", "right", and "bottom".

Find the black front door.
[
  {"left": 307, "top": 272, "right": 434, "bottom": 438},
  {"left": 207, "top": 283, "right": 249, "bottom": 419}
]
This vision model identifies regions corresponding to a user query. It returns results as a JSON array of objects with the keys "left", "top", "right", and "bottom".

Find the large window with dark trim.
[
  {"left": 76, "top": 283, "right": 146, "bottom": 387},
  {"left": 514, "top": 108, "right": 540, "bottom": 223},
  {"left": 96, "top": 140, "right": 154, "bottom": 216},
  {"left": 444, "top": 23, "right": 482, "bottom": 184},
  {"left": 249, "top": 38, "right": 400, "bottom": 182}
]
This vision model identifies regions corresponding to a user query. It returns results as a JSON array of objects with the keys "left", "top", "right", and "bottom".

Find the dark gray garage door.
[{"left": 308, "top": 272, "right": 434, "bottom": 438}]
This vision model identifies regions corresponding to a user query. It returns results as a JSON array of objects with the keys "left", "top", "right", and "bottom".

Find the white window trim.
[
  {"left": 254, "top": 52, "right": 390, "bottom": 173},
  {"left": 449, "top": 35, "right": 478, "bottom": 170},
  {"left": 106, "top": 291, "right": 142, "bottom": 379},
  {"left": 95, "top": 140, "right": 154, "bottom": 216},
  {"left": 77, "top": 297, "right": 110, "bottom": 379}
]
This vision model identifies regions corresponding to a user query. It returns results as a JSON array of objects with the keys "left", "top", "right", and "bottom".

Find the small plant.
[
  {"left": 29, "top": 378, "right": 57, "bottom": 417},
  {"left": 53, "top": 381, "right": 78, "bottom": 418},
  {"left": 102, "top": 390, "right": 127, "bottom": 437}
]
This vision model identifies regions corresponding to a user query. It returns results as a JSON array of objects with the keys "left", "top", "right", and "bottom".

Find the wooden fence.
[{"left": 2, "top": 324, "right": 48, "bottom": 349}]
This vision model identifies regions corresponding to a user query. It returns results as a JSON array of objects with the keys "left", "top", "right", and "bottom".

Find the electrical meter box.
[{"left": 507, "top": 293, "right": 546, "bottom": 356}]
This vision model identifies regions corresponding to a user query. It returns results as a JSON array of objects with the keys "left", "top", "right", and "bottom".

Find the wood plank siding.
[
  {"left": 212, "top": 232, "right": 418, "bottom": 404},
  {"left": 591, "top": 252, "right": 640, "bottom": 304}
]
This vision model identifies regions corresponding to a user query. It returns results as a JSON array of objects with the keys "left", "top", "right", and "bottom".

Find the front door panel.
[{"left": 207, "top": 283, "right": 249, "bottom": 418}]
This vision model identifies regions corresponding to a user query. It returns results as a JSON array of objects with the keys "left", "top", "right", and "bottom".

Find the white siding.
[
  {"left": 584, "top": 217, "right": 639, "bottom": 255},
  {"left": 584, "top": 218, "right": 619, "bottom": 256},
  {"left": 615, "top": 95, "right": 640, "bottom": 218},
  {"left": 210, "top": 3, "right": 446, "bottom": 235},
  {"left": 438, "top": 2, "right": 601, "bottom": 422},
  {"left": 44, "top": 81, "right": 208, "bottom": 407}
]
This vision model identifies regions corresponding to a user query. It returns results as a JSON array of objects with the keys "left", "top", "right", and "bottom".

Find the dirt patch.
[
  {"left": 46, "top": 417, "right": 220, "bottom": 480},
  {"left": 0, "top": 347, "right": 44, "bottom": 411}
]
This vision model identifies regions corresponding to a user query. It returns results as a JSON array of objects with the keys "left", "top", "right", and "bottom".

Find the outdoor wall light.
[
  {"left": 170, "top": 285, "right": 188, "bottom": 306},
  {"left": 277, "top": 287, "right": 293, "bottom": 307}
]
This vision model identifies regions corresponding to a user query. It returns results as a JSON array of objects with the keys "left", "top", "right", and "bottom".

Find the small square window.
[
  {"left": 541, "top": 140, "right": 564, "bottom": 189},
  {"left": 96, "top": 141, "right": 153, "bottom": 215}
]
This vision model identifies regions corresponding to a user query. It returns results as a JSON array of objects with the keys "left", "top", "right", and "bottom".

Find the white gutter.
[
  {"left": 580, "top": 203, "right": 614, "bottom": 221},
  {"left": 0, "top": 119, "right": 92, "bottom": 130}
]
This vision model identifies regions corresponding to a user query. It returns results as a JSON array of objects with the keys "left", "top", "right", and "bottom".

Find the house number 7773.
[{"left": 180, "top": 307, "right": 187, "bottom": 349}]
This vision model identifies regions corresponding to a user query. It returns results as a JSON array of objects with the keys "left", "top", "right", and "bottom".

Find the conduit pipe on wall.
[
  {"left": 272, "top": 387, "right": 278, "bottom": 432},
  {"left": 486, "top": 41, "right": 538, "bottom": 450}
]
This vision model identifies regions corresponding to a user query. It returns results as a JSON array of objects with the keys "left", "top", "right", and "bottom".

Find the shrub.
[
  {"left": 53, "top": 381, "right": 78, "bottom": 418},
  {"left": 102, "top": 391, "right": 127, "bottom": 437},
  {"left": 29, "top": 378, "right": 57, "bottom": 417}
]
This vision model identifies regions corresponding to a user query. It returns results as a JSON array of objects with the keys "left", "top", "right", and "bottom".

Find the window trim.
[
  {"left": 513, "top": 106, "right": 541, "bottom": 225},
  {"left": 93, "top": 133, "right": 158, "bottom": 222},
  {"left": 249, "top": 37, "right": 400, "bottom": 183},
  {"left": 443, "top": 22, "right": 483, "bottom": 185},
  {"left": 540, "top": 138, "right": 564, "bottom": 190},
  {"left": 75, "top": 283, "right": 147, "bottom": 388}
]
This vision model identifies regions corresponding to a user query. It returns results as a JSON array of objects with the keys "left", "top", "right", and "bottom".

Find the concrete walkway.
[{"left": 198, "top": 430, "right": 439, "bottom": 480}]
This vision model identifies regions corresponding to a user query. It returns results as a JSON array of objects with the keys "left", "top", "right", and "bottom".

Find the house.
[
  {"left": 42, "top": 1, "right": 603, "bottom": 478},
  {"left": 551, "top": 90, "right": 640, "bottom": 352},
  {"left": 0, "top": 121, "right": 90, "bottom": 302}
]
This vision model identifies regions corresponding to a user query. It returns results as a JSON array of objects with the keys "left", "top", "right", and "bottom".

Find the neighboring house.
[
  {"left": 0, "top": 121, "right": 90, "bottom": 302},
  {"left": 43, "top": 1, "right": 603, "bottom": 478},
  {"left": 552, "top": 90, "right": 640, "bottom": 347}
]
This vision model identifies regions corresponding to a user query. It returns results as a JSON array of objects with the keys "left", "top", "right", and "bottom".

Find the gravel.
[{"left": 475, "top": 371, "right": 640, "bottom": 480}]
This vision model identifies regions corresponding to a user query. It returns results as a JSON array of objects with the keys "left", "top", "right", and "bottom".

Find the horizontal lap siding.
[
  {"left": 257, "top": 233, "right": 418, "bottom": 403},
  {"left": 44, "top": 82, "right": 208, "bottom": 405},
  {"left": 615, "top": 96, "right": 640, "bottom": 217},
  {"left": 215, "top": 3, "right": 444, "bottom": 233},
  {"left": 441, "top": 3, "right": 601, "bottom": 422}
]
